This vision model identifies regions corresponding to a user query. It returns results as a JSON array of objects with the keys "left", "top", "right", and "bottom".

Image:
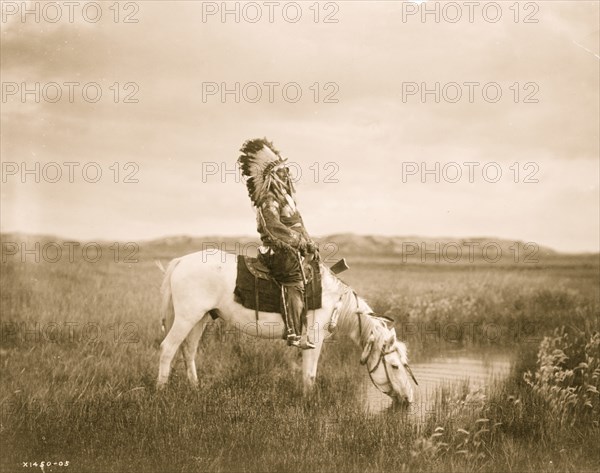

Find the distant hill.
[
  {"left": 3, "top": 232, "right": 593, "bottom": 266},
  {"left": 139, "top": 233, "right": 560, "bottom": 258},
  {"left": 0, "top": 232, "right": 563, "bottom": 255}
]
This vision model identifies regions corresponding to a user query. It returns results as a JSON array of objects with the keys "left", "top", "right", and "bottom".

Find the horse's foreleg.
[
  {"left": 158, "top": 311, "right": 207, "bottom": 388},
  {"left": 181, "top": 315, "right": 211, "bottom": 387},
  {"left": 301, "top": 328, "right": 326, "bottom": 395}
]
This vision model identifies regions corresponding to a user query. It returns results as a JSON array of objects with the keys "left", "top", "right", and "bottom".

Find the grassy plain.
[{"left": 1, "top": 238, "right": 599, "bottom": 472}]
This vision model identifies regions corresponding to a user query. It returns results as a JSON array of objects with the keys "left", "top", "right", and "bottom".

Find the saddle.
[{"left": 234, "top": 255, "right": 322, "bottom": 313}]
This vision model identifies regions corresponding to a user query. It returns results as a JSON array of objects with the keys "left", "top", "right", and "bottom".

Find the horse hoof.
[{"left": 156, "top": 382, "right": 167, "bottom": 391}]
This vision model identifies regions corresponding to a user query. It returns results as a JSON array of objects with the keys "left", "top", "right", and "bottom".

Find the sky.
[{"left": 1, "top": 0, "right": 599, "bottom": 252}]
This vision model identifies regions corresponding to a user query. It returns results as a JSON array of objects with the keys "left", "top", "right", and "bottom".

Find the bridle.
[
  {"left": 355, "top": 294, "right": 396, "bottom": 396},
  {"left": 350, "top": 290, "right": 418, "bottom": 396}
]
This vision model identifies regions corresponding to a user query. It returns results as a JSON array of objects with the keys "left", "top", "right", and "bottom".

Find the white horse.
[{"left": 157, "top": 250, "right": 417, "bottom": 403}]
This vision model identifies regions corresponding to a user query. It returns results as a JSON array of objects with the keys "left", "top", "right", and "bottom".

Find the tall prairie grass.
[{"left": 1, "top": 240, "right": 599, "bottom": 472}]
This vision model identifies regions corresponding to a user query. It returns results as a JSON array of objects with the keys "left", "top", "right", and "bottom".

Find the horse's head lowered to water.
[
  {"left": 360, "top": 326, "right": 416, "bottom": 404},
  {"left": 348, "top": 295, "right": 418, "bottom": 405}
]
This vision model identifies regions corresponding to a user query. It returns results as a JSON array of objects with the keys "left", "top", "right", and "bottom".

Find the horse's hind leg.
[
  {"left": 181, "top": 315, "right": 211, "bottom": 387},
  {"left": 158, "top": 309, "right": 209, "bottom": 388}
]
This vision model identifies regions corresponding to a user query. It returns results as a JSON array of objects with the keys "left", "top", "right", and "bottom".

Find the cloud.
[{"left": 1, "top": 1, "right": 598, "bottom": 251}]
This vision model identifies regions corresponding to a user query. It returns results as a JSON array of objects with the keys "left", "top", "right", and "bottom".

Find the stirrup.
[{"left": 286, "top": 334, "right": 301, "bottom": 347}]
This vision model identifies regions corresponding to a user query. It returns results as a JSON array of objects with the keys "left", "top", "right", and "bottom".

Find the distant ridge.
[
  {"left": 4, "top": 232, "right": 599, "bottom": 267},
  {"left": 317, "top": 233, "right": 560, "bottom": 257},
  {"left": 0, "top": 232, "right": 566, "bottom": 257}
]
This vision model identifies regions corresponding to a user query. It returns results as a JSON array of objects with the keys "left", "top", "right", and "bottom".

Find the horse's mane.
[{"left": 319, "top": 263, "right": 391, "bottom": 349}]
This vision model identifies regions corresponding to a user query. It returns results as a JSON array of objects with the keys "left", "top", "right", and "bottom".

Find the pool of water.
[{"left": 362, "top": 350, "right": 513, "bottom": 416}]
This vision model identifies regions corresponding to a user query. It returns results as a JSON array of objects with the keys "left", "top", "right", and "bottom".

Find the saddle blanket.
[{"left": 234, "top": 255, "right": 322, "bottom": 313}]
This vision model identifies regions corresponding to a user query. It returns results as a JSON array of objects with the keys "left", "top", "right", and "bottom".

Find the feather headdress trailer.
[{"left": 238, "top": 138, "right": 294, "bottom": 207}]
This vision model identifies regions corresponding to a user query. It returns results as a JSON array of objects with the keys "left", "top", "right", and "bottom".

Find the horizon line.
[{"left": 2, "top": 230, "right": 599, "bottom": 256}]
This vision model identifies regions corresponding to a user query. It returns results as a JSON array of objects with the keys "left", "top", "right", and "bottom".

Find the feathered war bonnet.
[{"left": 238, "top": 138, "right": 295, "bottom": 207}]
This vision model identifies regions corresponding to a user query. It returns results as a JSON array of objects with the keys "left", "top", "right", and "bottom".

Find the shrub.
[{"left": 524, "top": 328, "right": 600, "bottom": 429}]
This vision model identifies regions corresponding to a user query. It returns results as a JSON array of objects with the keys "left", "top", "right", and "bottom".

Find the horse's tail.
[{"left": 159, "top": 258, "right": 181, "bottom": 334}]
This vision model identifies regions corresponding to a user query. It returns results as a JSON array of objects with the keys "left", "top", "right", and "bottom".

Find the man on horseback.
[{"left": 238, "top": 138, "right": 318, "bottom": 349}]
